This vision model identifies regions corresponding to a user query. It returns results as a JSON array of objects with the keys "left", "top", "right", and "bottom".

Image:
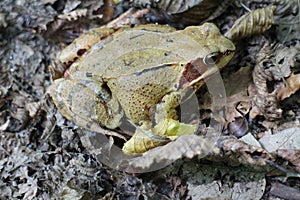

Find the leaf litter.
[{"left": 0, "top": 0, "right": 300, "bottom": 199}]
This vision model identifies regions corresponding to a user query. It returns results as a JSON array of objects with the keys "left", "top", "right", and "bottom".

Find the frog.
[{"left": 48, "top": 23, "right": 235, "bottom": 155}]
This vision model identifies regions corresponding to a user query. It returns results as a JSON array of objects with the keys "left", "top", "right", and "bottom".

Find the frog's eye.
[{"left": 203, "top": 52, "right": 221, "bottom": 66}]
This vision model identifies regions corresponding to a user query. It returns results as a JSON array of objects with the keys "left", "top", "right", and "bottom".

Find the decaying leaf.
[
  {"left": 278, "top": 73, "right": 300, "bottom": 100},
  {"left": 273, "top": 0, "right": 300, "bottom": 42},
  {"left": 276, "top": 149, "right": 300, "bottom": 172},
  {"left": 225, "top": 6, "right": 276, "bottom": 41},
  {"left": 251, "top": 65, "right": 282, "bottom": 121},
  {"left": 270, "top": 182, "right": 300, "bottom": 200},
  {"left": 165, "top": 176, "right": 188, "bottom": 199},
  {"left": 60, "top": 0, "right": 107, "bottom": 20},
  {"left": 273, "top": 0, "right": 300, "bottom": 21},
  {"left": 132, "top": 0, "right": 232, "bottom": 27},
  {"left": 183, "top": 161, "right": 267, "bottom": 200},
  {"left": 268, "top": 45, "right": 299, "bottom": 80},
  {"left": 259, "top": 127, "right": 300, "bottom": 152},
  {"left": 25, "top": 102, "right": 41, "bottom": 119},
  {"left": 14, "top": 177, "right": 38, "bottom": 200},
  {"left": 80, "top": 128, "right": 221, "bottom": 173},
  {"left": 107, "top": 8, "right": 149, "bottom": 27},
  {"left": 250, "top": 44, "right": 280, "bottom": 121},
  {"left": 58, "top": 9, "right": 88, "bottom": 21},
  {"left": 61, "top": 184, "right": 87, "bottom": 200},
  {"left": 250, "top": 42, "right": 299, "bottom": 123},
  {"left": 217, "top": 137, "right": 274, "bottom": 166},
  {"left": 224, "top": 67, "right": 252, "bottom": 123}
]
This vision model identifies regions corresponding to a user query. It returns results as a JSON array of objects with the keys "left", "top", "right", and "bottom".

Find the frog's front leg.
[
  {"left": 48, "top": 77, "right": 124, "bottom": 132},
  {"left": 122, "top": 92, "right": 198, "bottom": 155},
  {"left": 153, "top": 92, "right": 198, "bottom": 139}
]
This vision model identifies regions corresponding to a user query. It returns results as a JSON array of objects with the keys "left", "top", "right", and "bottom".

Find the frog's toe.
[
  {"left": 122, "top": 129, "right": 170, "bottom": 155},
  {"left": 168, "top": 121, "right": 198, "bottom": 137},
  {"left": 154, "top": 118, "right": 198, "bottom": 138}
]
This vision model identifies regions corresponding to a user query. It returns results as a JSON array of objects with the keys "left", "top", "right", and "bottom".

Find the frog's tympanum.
[{"left": 49, "top": 23, "right": 235, "bottom": 155}]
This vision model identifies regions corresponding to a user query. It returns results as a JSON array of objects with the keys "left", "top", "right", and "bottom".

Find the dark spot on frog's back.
[
  {"left": 77, "top": 48, "right": 87, "bottom": 56},
  {"left": 86, "top": 72, "right": 93, "bottom": 77},
  {"left": 129, "top": 33, "right": 144, "bottom": 40},
  {"left": 134, "top": 64, "right": 173, "bottom": 76}
]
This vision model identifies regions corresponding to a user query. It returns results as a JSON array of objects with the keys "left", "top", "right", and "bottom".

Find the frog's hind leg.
[{"left": 49, "top": 78, "right": 124, "bottom": 133}]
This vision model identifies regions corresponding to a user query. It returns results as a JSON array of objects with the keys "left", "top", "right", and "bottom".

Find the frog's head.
[{"left": 179, "top": 23, "right": 235, "bottom": 88}]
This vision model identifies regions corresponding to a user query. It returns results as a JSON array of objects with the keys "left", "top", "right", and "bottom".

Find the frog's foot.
[
  {"left": 122, "top": 119, "right": 198, "bottom": 155},
  {"left": 154, "top": 118, "right": 198, "bottom": 140},
  {"left": 122, "top": 127, "right": 170, "bottom": 155}
]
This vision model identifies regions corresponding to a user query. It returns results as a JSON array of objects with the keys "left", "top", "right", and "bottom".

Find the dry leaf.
[
  {"left": 133, "top": 0, "right": 231, "bottom": 27},
  {"left": 278, "top": 73, "right": 300, "bottom": 100},
  {"left": 218, "top": 137, "right": 274, "bottom": 166},
  {"left": 250, "top": 43, "right": 284, "bottom": 121},
  {"left": 80, "top": 128, "right": 220, "bottom": 173},
  {"left": 276, "top": 149, "right": 300, "bottom": 172},
  {"left": 185, "top": 162, "right": 266, "bottom": 200},
  {"left": 270, "top": 182, "right": 300, "bottom": 200},
  {"left": 58, "top": 9, "right": 88, "bottom": 21},
  {"left": 225, "top": 6, "right": 275, "bottom": 41},
  {"left": 226, "top": 90, "right": 250, "bottom": 123},
  {"left": 259, "top": 127, "right": 300, "bottom": 152},
  {"left": 224, "top": 67, "right": 252, "bottom": 125}
]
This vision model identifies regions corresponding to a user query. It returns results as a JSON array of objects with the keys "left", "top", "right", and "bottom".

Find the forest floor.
[{"left": 0, "top": 0, "right": 299, "bottom": 199}]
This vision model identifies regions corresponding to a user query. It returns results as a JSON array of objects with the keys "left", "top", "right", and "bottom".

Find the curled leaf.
[
  {"left": 250, "top": 43, "right": 282, "bottom": 121},
  {"left": 225, "top": 6, "right": 276, "bottom": 41},
  {"left": 273, "top": 0, "right": 299, "bottom": 21}
]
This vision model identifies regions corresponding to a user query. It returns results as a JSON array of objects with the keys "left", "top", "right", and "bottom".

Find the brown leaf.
[
  {"left": 218, "top": 137, "right": 274, "bottom": 166},
  {"left": 276, "top": 149, "right": 300, "bottom": 172},
  {"left": 225, "top": 6, "right": 276, "bottom": 41},
  {"left": 278, "top": 73, "right": 300, "bottom": 100},
  {"left": 224, "top": 66, "right": 252, "bottom": 123},
  {"left": 250, "top": 43, "right": 283, "bottom": 121},
  {"left": 270, "top": 182, "right": 300, "bottom": 200},
  {"left": 226, "top": 90, "right": 250, "bottom": 123},
  {"left": 58, "top": 9, "right": 88, "bottom": 21}
]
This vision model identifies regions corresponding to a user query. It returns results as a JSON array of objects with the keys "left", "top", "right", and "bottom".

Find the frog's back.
[{"left": 71, "top": 25, "right": 214, "bottom": 79}]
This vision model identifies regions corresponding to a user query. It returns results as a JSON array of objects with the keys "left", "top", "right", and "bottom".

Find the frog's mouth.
[
  {"left": 179, "top": 51, "right": 234, "bottom": 89},
  {"left": 179, "top": 57, "right": 221, "bottom": 89}
]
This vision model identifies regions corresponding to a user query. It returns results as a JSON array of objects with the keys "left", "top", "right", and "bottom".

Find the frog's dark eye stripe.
[{"left": 77, "top": 48, "right": 87, "bottom": 56}]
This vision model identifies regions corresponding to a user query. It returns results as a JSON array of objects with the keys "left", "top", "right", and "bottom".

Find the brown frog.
[{"left": 48, "top": 23, "right": 235, "bottom": 155}]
